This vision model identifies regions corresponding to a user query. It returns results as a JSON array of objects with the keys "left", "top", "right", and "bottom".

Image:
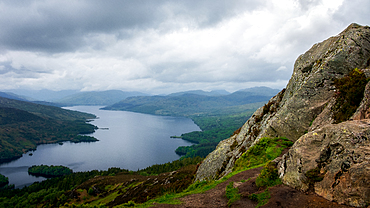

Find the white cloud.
[{"left": 0, "top": 0, "right": 368, "bottom": 94}]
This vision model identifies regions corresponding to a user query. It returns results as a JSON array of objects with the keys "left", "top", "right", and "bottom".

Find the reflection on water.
[{"left": 0, "top": 106, "right": 200, "bottom": 188}]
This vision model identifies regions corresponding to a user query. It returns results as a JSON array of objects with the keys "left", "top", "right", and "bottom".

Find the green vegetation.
[
  {"left": 234, "top": 137, "right": 293, "bottom": 171},
  {"left": 0, "top": 174, "right": 8, "bottom": 187},
  {"left": 255, "top": 162, "right": 282, "bottom": 188},
  {"left": 0, "top": 97, "right": 95, "bottom": 121},
  {"left": 0, "top": 157, "right": 203, "bottom": 207},
  {"left": 135, "top": 137, "right": 291, "bottom": 207},
  {"left": 137, "top": 156, "right": 203, "bottom": 176},
  {"left": 0, "top": 97, "right": 98, "bottom": 162},
  {"left": 103, "top": 90, "right": 275, "bottom": 117},
  {"left": 0, "top": 168, "right": 122, "bottom": 207},
  {"left": 176, "top": 103, "right": 265, "bottom": 158},
  {"left": 28, "top": 165, "right": 73, "bottom": 178},
  {"left": 225, "top": 182, "right": 240, "bottom": 206},
  {"left": 71, "top": 135, "right": 99, "bottom": 143},
  {"left": 333, "top": 68, "right": 370, "bottom": 123},
  {"left": 248, "top": 189, "right": 271, "bottom": 208},
  {"left": 176, "top": 112, "right": 253, "bottom": 158},
  {"left": 139, "top": 164, "right": 259, "bottom": 207}
]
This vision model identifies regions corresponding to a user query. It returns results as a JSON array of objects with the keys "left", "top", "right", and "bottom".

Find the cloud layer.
[{"left": 0, "top": 0, "right": 368, "bottom": 94}]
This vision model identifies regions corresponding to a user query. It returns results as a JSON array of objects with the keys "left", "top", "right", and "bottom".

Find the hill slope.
[
  {"left": 103, "top": 87, "right": 279, "bottom": 117},
  {"left": 0, "top": 97, "right": 97, "bottom": 162}
]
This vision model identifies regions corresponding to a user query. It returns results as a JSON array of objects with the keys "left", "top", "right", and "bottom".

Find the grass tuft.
[{"left": 225, "top": 182, "right": 240, "bottom": 206}]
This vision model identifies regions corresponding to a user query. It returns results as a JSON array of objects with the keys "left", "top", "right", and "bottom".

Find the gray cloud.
[
  {"left": 0, "top": 0, "right": 368, "bottom": 94},
  {"left": 0, "top": 0, "right": 261, "bottom": 53}
]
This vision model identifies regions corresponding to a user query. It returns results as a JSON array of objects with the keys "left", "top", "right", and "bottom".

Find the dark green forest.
[
  {"left": 0, "top": 174, "right": 8, "bottom": 187},
  {"left": 0, "top": 157, "right": 203, "bottom": 207},
  {"left": 0, "top": 97, "right": 97, "bottom": 162},
  {"left": 176, "top": 112, "right": 254, "bottom": 158},
  {"left": 28, "top": 165, "right": 73, "bottom": 178}
]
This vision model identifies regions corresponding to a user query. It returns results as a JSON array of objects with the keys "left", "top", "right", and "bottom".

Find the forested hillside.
[
  {"left": 103, "top": 88, "right": 278, "bottom": 117},
  {"left": 0, "top": 97, "right": 97, "bottom": 163}
]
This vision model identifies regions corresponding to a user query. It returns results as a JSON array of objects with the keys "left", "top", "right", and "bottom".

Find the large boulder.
[
  {"left": 195, "top": 23, "right": 370, "bottom": 182},
  {"left": 278, "top": 120, "right": 370, "bottom": 207}
]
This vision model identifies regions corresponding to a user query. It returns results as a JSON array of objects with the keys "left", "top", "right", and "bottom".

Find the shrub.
[
  {"left": 255, "top": 162, "right": 282, "bottom": 187},
  {"left": 225, "top": 182, "right": 240, "bottom": 206},
  {"left": 333, "top": 68, "right": 369, "bottom": 123},
  {"left": 248, "top": 189, "right": 271, "bottom": 208},
  {"left": 88, "top": 188, "right": 94, "bottom": 195},
  {"left": 0, "top": 174, "right": 9, "bottom": 187}
]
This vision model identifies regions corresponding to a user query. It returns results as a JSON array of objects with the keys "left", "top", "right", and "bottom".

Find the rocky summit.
[{"left": 195, "top": 23, "right": 370, "bottom": 207}]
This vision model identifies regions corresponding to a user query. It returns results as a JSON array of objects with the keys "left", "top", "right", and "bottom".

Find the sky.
[{"left": 0, "top": 0, "right": 369, "bottom": 94}]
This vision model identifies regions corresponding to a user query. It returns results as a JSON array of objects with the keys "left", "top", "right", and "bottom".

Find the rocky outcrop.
[
  {"left": 195, "top": 23, "right": 370, "bottom": 206},
  {"left": 196, "top": 23, "right": 370, "bottom": 181},
  {"left": 279, "top": 120, "right": 370, "bottom": 207}
]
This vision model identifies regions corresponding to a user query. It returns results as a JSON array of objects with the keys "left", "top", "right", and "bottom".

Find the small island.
[{"left": 28, "top": 165, "right": 73, "bottom": 178}]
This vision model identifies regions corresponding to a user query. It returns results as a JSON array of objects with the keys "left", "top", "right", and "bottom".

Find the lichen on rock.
[{"left": 279, "top": 120, "right": 370, "bottom": 207}]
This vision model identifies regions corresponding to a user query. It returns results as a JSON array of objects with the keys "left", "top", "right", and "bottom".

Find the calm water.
[{"left": 0, "top": 106, "right": 200, "bottom": 188}]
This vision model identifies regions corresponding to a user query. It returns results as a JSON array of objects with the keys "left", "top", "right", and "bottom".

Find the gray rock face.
[
  {"left": 195, "top": 23, "right": 370, "bottom": 206},
  {"left": 279, "top": 120, "right": 370, "bottom": 207}
]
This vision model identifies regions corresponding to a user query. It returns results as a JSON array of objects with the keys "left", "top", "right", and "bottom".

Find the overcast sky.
[{"left": 0, "top": 0, "right": 368, "bottom": 94}]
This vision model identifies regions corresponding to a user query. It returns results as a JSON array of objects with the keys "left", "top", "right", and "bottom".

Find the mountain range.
[{"left": 103, "top": 87, "right": 279, "bottom": 117}]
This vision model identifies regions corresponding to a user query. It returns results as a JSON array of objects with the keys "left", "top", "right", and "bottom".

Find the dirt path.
[{"left": 152, "top": 167, "right": 353, "bottom": 208}]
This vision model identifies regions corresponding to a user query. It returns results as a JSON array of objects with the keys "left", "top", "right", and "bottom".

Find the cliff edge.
[{"left": 195, "top": 23, "right": 370, "bottom": 207}]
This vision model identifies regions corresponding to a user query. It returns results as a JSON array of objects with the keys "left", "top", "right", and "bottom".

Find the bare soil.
[{"left": 152, "top": 166, "right": 353, "bottom": 208}]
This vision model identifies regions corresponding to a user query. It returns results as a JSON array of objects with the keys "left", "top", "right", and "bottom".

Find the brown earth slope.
[{"left": 152, "top": 166, "right": 352, "bottom": 208}]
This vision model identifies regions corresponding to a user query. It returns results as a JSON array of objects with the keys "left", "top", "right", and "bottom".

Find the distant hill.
[
  {"left": 0, "top": 97, "right": 94, "bottom": 121},
  {"left": 55, "top": 90, "right": 149, "bottom": 106},
  {"left": 4, "top": 89, "right": 79, "bottom": 101},
  {"left": 0, "top": 97, "right": 97, "bottom": 162},
  {"left": 103, "top": 87, "right": 279, "bottom": 117},
  {"left": 0, "top": 91, "right": 28, "bottom": 101},
  {"left": 237, "top": 86, "right": 281, "bottom": 96},
  {"left": 168, "top": 90, "right": 230, "bottom": 97}
]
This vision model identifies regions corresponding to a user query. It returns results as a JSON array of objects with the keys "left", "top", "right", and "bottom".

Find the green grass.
[
  {"left": 121, "top": 137, "right": 292, "bottom": 207},
  {"left": 132, "top": 163, "right": 266, "bottom": 207},
  {"left": 234, "top": 137, "right": 293, "bottom": 172},
  {"left": 90, "top": 191, "right": 120, "bottom": 207},
  {"left": 225, "top": 182, "right": 240, "bottom": 206},
  {"left": 248, "top": 189, "right": 271, "bottom": 208},
  {"left": 255, "top": 162, "right": 282, "bottom": 188}
]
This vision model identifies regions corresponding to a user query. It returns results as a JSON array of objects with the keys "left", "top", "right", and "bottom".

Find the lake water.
[{"left": 0, "top": 106, "right": 200, "bottom": 188}]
